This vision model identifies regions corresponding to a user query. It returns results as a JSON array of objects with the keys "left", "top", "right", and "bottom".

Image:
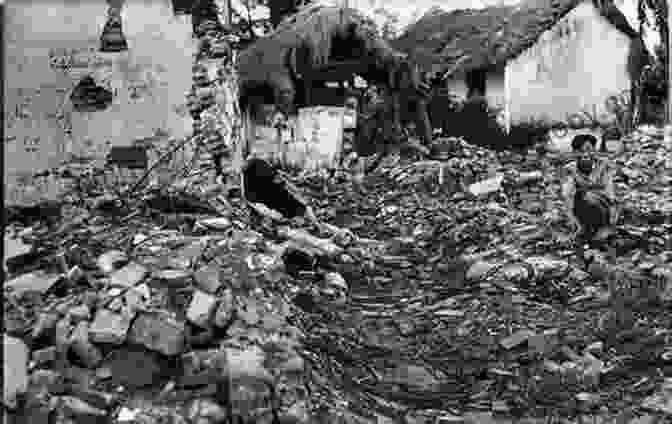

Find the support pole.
[{"left": 668, "top": 0, "right": 672, "bottom": 123}]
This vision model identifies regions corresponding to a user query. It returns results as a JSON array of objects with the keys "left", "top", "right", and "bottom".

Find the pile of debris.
[
  {"left": 4, "top": 7, "right": 672, "bottom": 418},
  {"left": 6, "top": 123, "right": 671, "bottom": 423}
]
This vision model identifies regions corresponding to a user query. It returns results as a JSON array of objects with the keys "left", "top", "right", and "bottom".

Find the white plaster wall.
[
  {"left": 4, "top": 0, "right": 195, "bottom": 185},
  {"left": 485, "top": 71, "right": 505, "bottom": 109},
  {"left": 505, "top": 1, "right": 632, "bottom": 125}
]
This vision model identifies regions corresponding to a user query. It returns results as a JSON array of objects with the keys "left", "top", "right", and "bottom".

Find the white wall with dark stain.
[
  {"left": 4, "top": 0, "right": 196, "bottom": 203},
  {"left": 505, "top": 0, "right": 632, "bottom": 125}
]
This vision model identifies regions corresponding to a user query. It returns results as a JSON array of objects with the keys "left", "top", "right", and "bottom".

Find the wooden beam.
[
  {"left": 668, "top": 0, "right": 672, "bottom": 123},
  {"left": 504, "top": 63, "right": 511, "bottom": 134}
]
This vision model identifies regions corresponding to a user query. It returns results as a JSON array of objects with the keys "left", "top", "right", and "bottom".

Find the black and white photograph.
[{"left": 3, "top": 0, "right": 672, "bottom": 422}]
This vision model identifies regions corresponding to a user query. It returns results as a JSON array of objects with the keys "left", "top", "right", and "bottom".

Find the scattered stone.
[
  {"left": 435, "top": 309, "right": 466, "bottom": 318},
  {"left": 573, "top": 354, "right": 604, "bottom": 389},
  {"left": 466, "top": 261, "right": 498, "bottom": 281},
  {"left": 213, "top": 289, "right": 234, "bottom": 327},
  {"left": 5, "top": 271, "right": 61, "bottom": 296},
  {"left": 185, "top": 398, "right": 227, "bottom": 424},
  {"left": 468, "top": 175, "right": 503, "bottom": 196},
  {"left": 67, "top": 387, "right": 118, "bottom": 410},
  {"left": 652, "top": 267, "right": 672, "bottom": 302},
  {"left": 116, "top": 407, "right": 140, "bottom": 422},
  {"left": 107, "top": 297, "right": 125, "bottom": 312},
  {"left": 4, "top": 234, "right": 32, "bottom": 272},
  {"left": 281, "top": 400, "right": 310, "bottom": 424},
  {"left": 492, "top": 400, "right": 510, "bottom": 414},
  {"left": 31, "top": 312, "right": 60, "bottom": 340},
  {"left": 3, "top": 335, "right": 29, "bottom": 409},
  {"left": 384, "top": 363, "right": 440, "bottom": 391},
  {"left": 229, "top": 377, "right": 273, "bottom": 419},
  {"left": 67, "top": 304, "right": 91, "bottom": 322},
  {"left": 575, "top": 392, "right": 600, "bottom": 406},
  {"left": 59, "top": 395, "right": 108, "bottom": 420},
  {"left": 186, "top": 290, "right": 218, "bottom": 328},
  {"left": 154, "top": 269, "right": 192, "bottom": 287},
  {"left": 435, "top": 414, "right": 467, "bottom": 424},
  {"left": 88, "top": 309, "right": 133, "bottom": 345},
  {"left": 238, "top": 298, "right": 262, "bottom": 326},
  {"left": 197, "top": 217, "right": 231, "bottom": 230},
  {"left": 29, "top": 369, "right": 66, "bottom": 394},
  {"left": 176, "top": 240, "right": 207, "bottom": 268},
  {"left": 32, "top": 346, "right": 57, "bottom": 366},
  {"left": 104, "top": 346, "right": 165, "bottom": 388},
  {"left": 128, "top": 312, "right": 186, "bottom": 355},
  {"left": 69, "top": 321, "right": 103, "bottom": 369},
  {"left": 193, "top": 264, "right": 223, "bottom": 293},
  {"left": 324, "top": 272, "right": 348, "bottom": 291},
  {"left": 125, "top": 284, "right": 149, "bottom": 313},
  {"left": 66, "top": 265, "right": 86, "bottom": 284},
  {"left": 95, "top": 366, "right": 113, "bottom": 380},
  {"left": 97, "top": 250, "right": 128, "bottom": 274},
  {"left": 585, "top": 341, "right": 604, "bottom": 355},
  {"left": 54, "top": 316, "right": 73, "bottom": 365},
  {"left": 500, "top": 329, "right": 536, "bottom": 350},
  {"left": 225, "top": 346, "right": 272, "bottom": 382},
  {"left": 528, "top": 328, "right": 560, "bottom": 356},
  {"left": 278, "top": 352, "right": 304, "bottom": 374},
  {"left": 109, "top": 262, "right": 148, "bottom": 288}
]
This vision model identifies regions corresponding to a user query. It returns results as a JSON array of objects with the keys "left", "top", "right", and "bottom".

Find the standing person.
[{"left": 561, "top": 134, "right": 618, "bottom": 244}]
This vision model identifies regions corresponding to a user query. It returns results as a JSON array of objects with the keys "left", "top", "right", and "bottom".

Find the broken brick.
[
  {"left": 32, "top": 346, "right": 57, "bottom": 366},
  {"left": 186, "top": 290, "right": 218, "bottom": 328},
  {"left": 97, "top": 250, "right": 129, "bottom": 274},
  {"left": 60, "top": 396, "right": 108, "bottom": 421},
  {"left": 109, "top": 262, "right": 148, "bottom": 288},
  {"left": 213, "top": 289, "right": 234, "bottom": 328},
  {"left": 69, "top": 321, "right": 103, "bottom": 369},
  {"left": 500, "top": 329, "right": 535, "bottom": 350},
  {"left": 67, "top": 304, "right": 91, "bottom": 322},
  {"left": 4, "top": 335, "right": 29, "bottom": 409},
  {"left": 5, "top": 271, "right": 61, "bottom": 296},
  {"left": 154, "top": 269, "right": 192, "bottom": 287},
  {"left": 128, "top": 312, "right": 186, "bottom": 356},
  {"left": 193, "top": 264, "right": 223, "bottom": 293},
  {"left": 88, "top": 309, "right": 133, "bottom": 345}
]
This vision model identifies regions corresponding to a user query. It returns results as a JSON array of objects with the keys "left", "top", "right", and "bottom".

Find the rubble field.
[
  {"left": 4, "top": 125, "right": 672, "bottom": 424},
  {"left": 4, "top": 10, "right": 672, "bottom": 423}
]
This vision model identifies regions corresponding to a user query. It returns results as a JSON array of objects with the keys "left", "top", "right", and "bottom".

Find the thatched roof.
[
  {"left": 237, "top": 4, "right": 405, "bottom": 102},
  {"left": 393, "top": 0, "right": 644, "bottom": 78}
]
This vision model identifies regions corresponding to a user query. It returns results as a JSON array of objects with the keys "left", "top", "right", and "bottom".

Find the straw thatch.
[
  {"left": 393, "top": 0, "right": 647, "bottom": 78},
  {"left": 237, "top": 4, "right": 406, "bottom": 107}
]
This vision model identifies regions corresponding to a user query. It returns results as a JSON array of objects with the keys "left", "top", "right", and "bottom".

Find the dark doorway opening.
[
  {"left": 465, "top": 69, "right": 487, "bottom": 99},
  {"left": 171, "top": 0, "right": 194, "bottom": 15}
]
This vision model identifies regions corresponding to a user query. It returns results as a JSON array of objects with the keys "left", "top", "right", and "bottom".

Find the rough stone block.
[
  {"left": 109, "top": 262, "right": 148, "bottom": 288},
  {"left": 128, "top": 312, "right": 185, "bottom": 356},
  {"left": 193, "top": 265, "right": 223, "bottom": 293},
  {"left": 88, "top": 309, "right": 133, "bottom": 345},
  {"left": 3, "top": 335, "right": 29, "bottom": 409},
  {"left": 186, "top": 290, "right": 218, "bottom": 328}
]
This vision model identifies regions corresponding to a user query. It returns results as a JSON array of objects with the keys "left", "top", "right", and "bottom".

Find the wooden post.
[
  {"left": 504, "top": 63, "right": 511, "bottom": 135},
  {"left": 668, "top": 1, "right": 672, "bottom": 123}
]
